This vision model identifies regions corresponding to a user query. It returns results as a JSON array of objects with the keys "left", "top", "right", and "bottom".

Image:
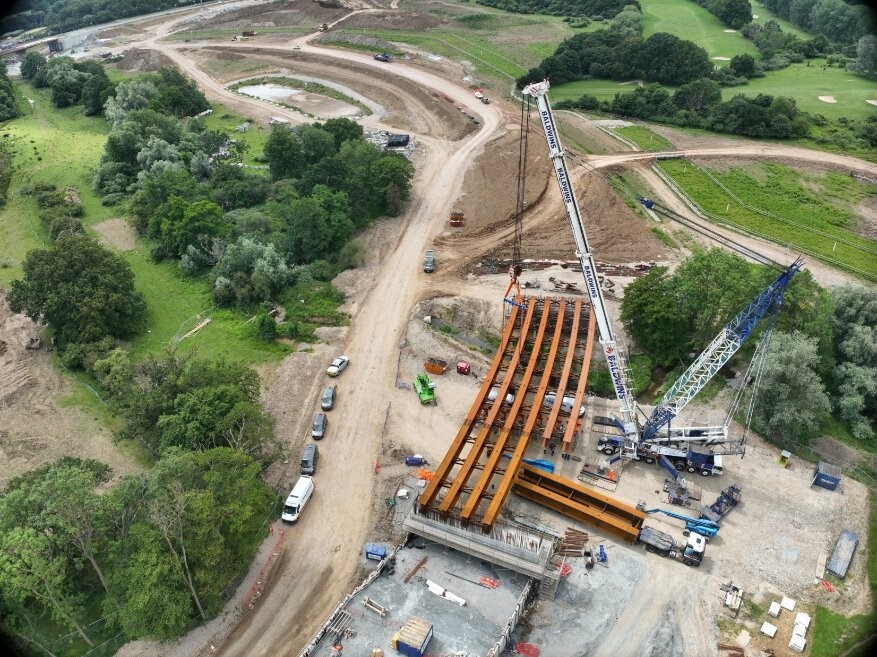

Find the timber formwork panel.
[{"left": 514, "top": 463, "right": 646, "bottom": 544}]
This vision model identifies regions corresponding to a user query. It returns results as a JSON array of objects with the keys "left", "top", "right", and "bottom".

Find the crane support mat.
[{"left": 515, "top": 463, "right": 646, "bottom": 543}]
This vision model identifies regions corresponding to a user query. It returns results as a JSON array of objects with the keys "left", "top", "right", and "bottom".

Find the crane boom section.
[
  {"left": 642, "top": 258, "right": 803, "bottom": 442},
  {"left": 523, "top": 79, "right": 638, "bottom": 442}
]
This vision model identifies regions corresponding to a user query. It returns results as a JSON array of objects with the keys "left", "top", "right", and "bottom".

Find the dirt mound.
[
  {"left": 200, "top": 0, "right": 345, "bottom": 29},
  {"left": 0, "top": 291, "right": 142, "bottom": 488},
  {"left": 117, "top": 47, "right": 174, "bottom": 72},
  {"left": 195, "top": 46, "right": 477, "bottom": 141},
  {"left": 436, "top": 118, "right": 670, "bottom": 267},
  {"left": 342, "top": 10, "right": 444, "bottom": 31}
]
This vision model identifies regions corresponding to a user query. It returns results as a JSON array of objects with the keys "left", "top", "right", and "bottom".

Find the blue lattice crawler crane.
[{"left": 700, "top": 484, "right": 742, "bottom": 524}]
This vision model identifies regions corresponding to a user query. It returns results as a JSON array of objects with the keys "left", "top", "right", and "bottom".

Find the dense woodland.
[
  {"left": 520, "top": 6, "right": 876, "bottom": 147},
  {"left": 619, "top": 249, "right": 877, "bottom": 445},
  {"left": 1, "top": 56, "right": 414, "bottom": 651},
  {"left": 1, "top": 0, "right": 193, "bottom": 35},
  {"left": 476, "top": 0, "right": 635, "bottom": 19},
  {"left": 761, "top": 0, "right": 876, "bottom": 45}
]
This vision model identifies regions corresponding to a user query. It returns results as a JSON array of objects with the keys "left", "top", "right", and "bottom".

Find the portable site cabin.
[
  {"left": 812, "top": 461, "right": 842, "bottom": 490},
  {"left": 390, "top": 616, "right": 433, "bottom": 657}
]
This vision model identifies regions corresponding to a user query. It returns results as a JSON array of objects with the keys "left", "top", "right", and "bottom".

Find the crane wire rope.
[{"left": 504, "top": 94, "right": 531, "bottom": 305}]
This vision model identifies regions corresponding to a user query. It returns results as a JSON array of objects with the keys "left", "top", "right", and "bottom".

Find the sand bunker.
[
  {"left": 818, "top": 96, "right": 838, "bottom": 104},
  {"left": 712, "top": 57, "right": 731, "bottom": 61},
  {"left": 724, "top": 29, "right": 736, "bottom": 33},
  {"left": 866, "top": 100, "right": 877, "bottom": 106}
]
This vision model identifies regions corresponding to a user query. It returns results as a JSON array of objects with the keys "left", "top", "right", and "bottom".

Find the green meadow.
[
  {"left": 737, "top": 59, "right": 877, "bottom": 121},
  {"left": 641, "top": 0, "right": 758, "bottom": 61},
  {"left": 0, "top": 82, "right": 291, "bottom": 366}
]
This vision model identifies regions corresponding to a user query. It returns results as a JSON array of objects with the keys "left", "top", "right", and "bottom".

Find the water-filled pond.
[{"left": 237, "top": 84, "right": 302, "bottom": 103}]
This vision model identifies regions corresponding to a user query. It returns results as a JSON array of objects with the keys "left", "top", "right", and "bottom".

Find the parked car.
[
  {"left": 423, "top": 250, "right": 435, "bottom": 273},
  {"left": 300, "top": 443, "right": 318, "bottom": 475},
  {"left": 374, "top": 53, "right": 392, "bottom": 62},
  {"left": 487, "top": 387, "right": 515, "bottom": 406},
  {"left": 321, "top": 385, "right": 337, "bottom": 411},
  {"left": 542, "top": 391, "right": 586, "bottom": 417},
  {"left": 327, "top": 355, "right": 350, "bottom": 377},
  {"left": 312, "top": 412, "right": 328, "bottom": 439}
]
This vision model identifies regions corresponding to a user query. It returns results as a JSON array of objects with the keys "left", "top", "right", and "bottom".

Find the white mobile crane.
[
  {"left": 520, "top": 79, "right": 641, "bottom": 456},
  {"left": 520, "top": 79, "right": 802, "bottom": 460}
]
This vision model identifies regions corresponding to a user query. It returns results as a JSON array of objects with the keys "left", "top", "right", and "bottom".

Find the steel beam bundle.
[{"left": 417, "top": 296, "right": 596, "bottom": 529}]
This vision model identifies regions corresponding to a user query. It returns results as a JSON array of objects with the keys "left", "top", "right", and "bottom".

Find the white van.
[
  {"left": 542, "top": 390, "right": 586, "bottom": 417},
  {"left": 281, "top": 475, "right": 315, "bottom": 524}
]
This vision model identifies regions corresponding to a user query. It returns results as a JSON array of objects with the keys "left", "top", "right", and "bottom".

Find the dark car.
[
  {"left": 374, "top": 53, "right": 392, "bottom": 62},
  {"left": 321, "top": 385, "right": 337, "bottom": 411},
  {"left": 312, "top": 412, "right": 328, "bottom": 439}
]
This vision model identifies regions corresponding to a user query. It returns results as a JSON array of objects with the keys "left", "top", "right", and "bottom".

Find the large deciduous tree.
[
  {"left": 8, "top": 235, "right": 146, "bottom": 348},
  {"left": 752, "top": 331, "right": 831, "bottom": 443},
  {"left": 620, "top": 267, "right": 688, "bottom": 366},
  {"left": 830, "top": 285, "right": 877, "bottom": 442}
]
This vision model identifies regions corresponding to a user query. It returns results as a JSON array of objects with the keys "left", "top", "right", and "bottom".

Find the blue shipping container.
[{"left": 812, "top": 461, "right": 842, "bottom": 491}]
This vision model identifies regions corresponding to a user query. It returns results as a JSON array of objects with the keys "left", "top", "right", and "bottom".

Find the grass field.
[
  {"left": 641, "top": 0, "right": 758, "bottom": 61},
  {"left": 0, "top": 82, "right": 293, "bottom": 366},
  {"left": 737, "top": 60, "right": 877, "bottom": 121},
  {"left": 0, "top": 84, "right": 116, "bottom": 284},
  {"left": 614, "top": 125, "right": 674, "bottom": 151},
  {"left": 549, "top": 78, "right": 650, "bottom": 103},
  {"left": 657, "top": 160, "right": 877, "bottom": 280},
  {"left": 339, "top": 1, "right": 595, "bottom": 82}
]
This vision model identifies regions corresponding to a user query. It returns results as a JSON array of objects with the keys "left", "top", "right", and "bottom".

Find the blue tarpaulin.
[{"left": 522, "top": 458, "right": 555, "bottom": 473}]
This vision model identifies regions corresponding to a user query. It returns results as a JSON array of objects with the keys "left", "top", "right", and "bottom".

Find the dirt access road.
[
  {"left": 112, "top": 3, "right": 506, "bottom": 657},
  {"left": 27, "top": 2, "right": 872, "bottom": 656}
]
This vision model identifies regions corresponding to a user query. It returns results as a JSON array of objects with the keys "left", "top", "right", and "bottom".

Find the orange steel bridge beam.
[
  {"left": 437, "top": 299, "right": 537, "bottom": 513},
  {"left": 562, "top": 305, "right": 595, "bottom": 449},
  {"left": 480, "top": 299, "right": 569, "bottom": 527},
  {"left": 514, "top": 463, "right": 646, "bottom": 543},
  {"left": 462, "top": 298, "right": 555, "bottom": 521},
  {"left": 418, "top": 302, "right": 521, "bottom": 508},
  {"left": 541, "top": 298, "right": 583, "bottom": 447},
  {"left": 517, "top": 462, "right": 646, "bottom": 526}
]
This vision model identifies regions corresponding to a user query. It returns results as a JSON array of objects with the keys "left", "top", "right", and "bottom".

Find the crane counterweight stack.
[{"left": 522, "top": 79, "right": 640, "bottom": 454}]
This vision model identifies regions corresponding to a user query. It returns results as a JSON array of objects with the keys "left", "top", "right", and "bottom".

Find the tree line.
[
  {"left": 0, "top": 450, "right": 275, "bottom": 651},
  {"left": 690, "top": 0, "right": 753, "bottom": 30},
  {"left": 1, "top": 0, "right": 195, "bottom": 35},
  {"left": 558, "top": 81, "right": 815, "bottom": 139},
  {"left": 619, "top": 249, "right": 876, "bottom": 445},
  {"left": 761, "top": 0, "right": 875, "bottom": 46},
  {"left": 517, "top": 6, "right": 715, "bottom": 88},
  {"left": 0, "top": 59, "right": 17, "bottom": 123},
  {"left": 475, "top": 0, "right": 635, "bottom": 19}
]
